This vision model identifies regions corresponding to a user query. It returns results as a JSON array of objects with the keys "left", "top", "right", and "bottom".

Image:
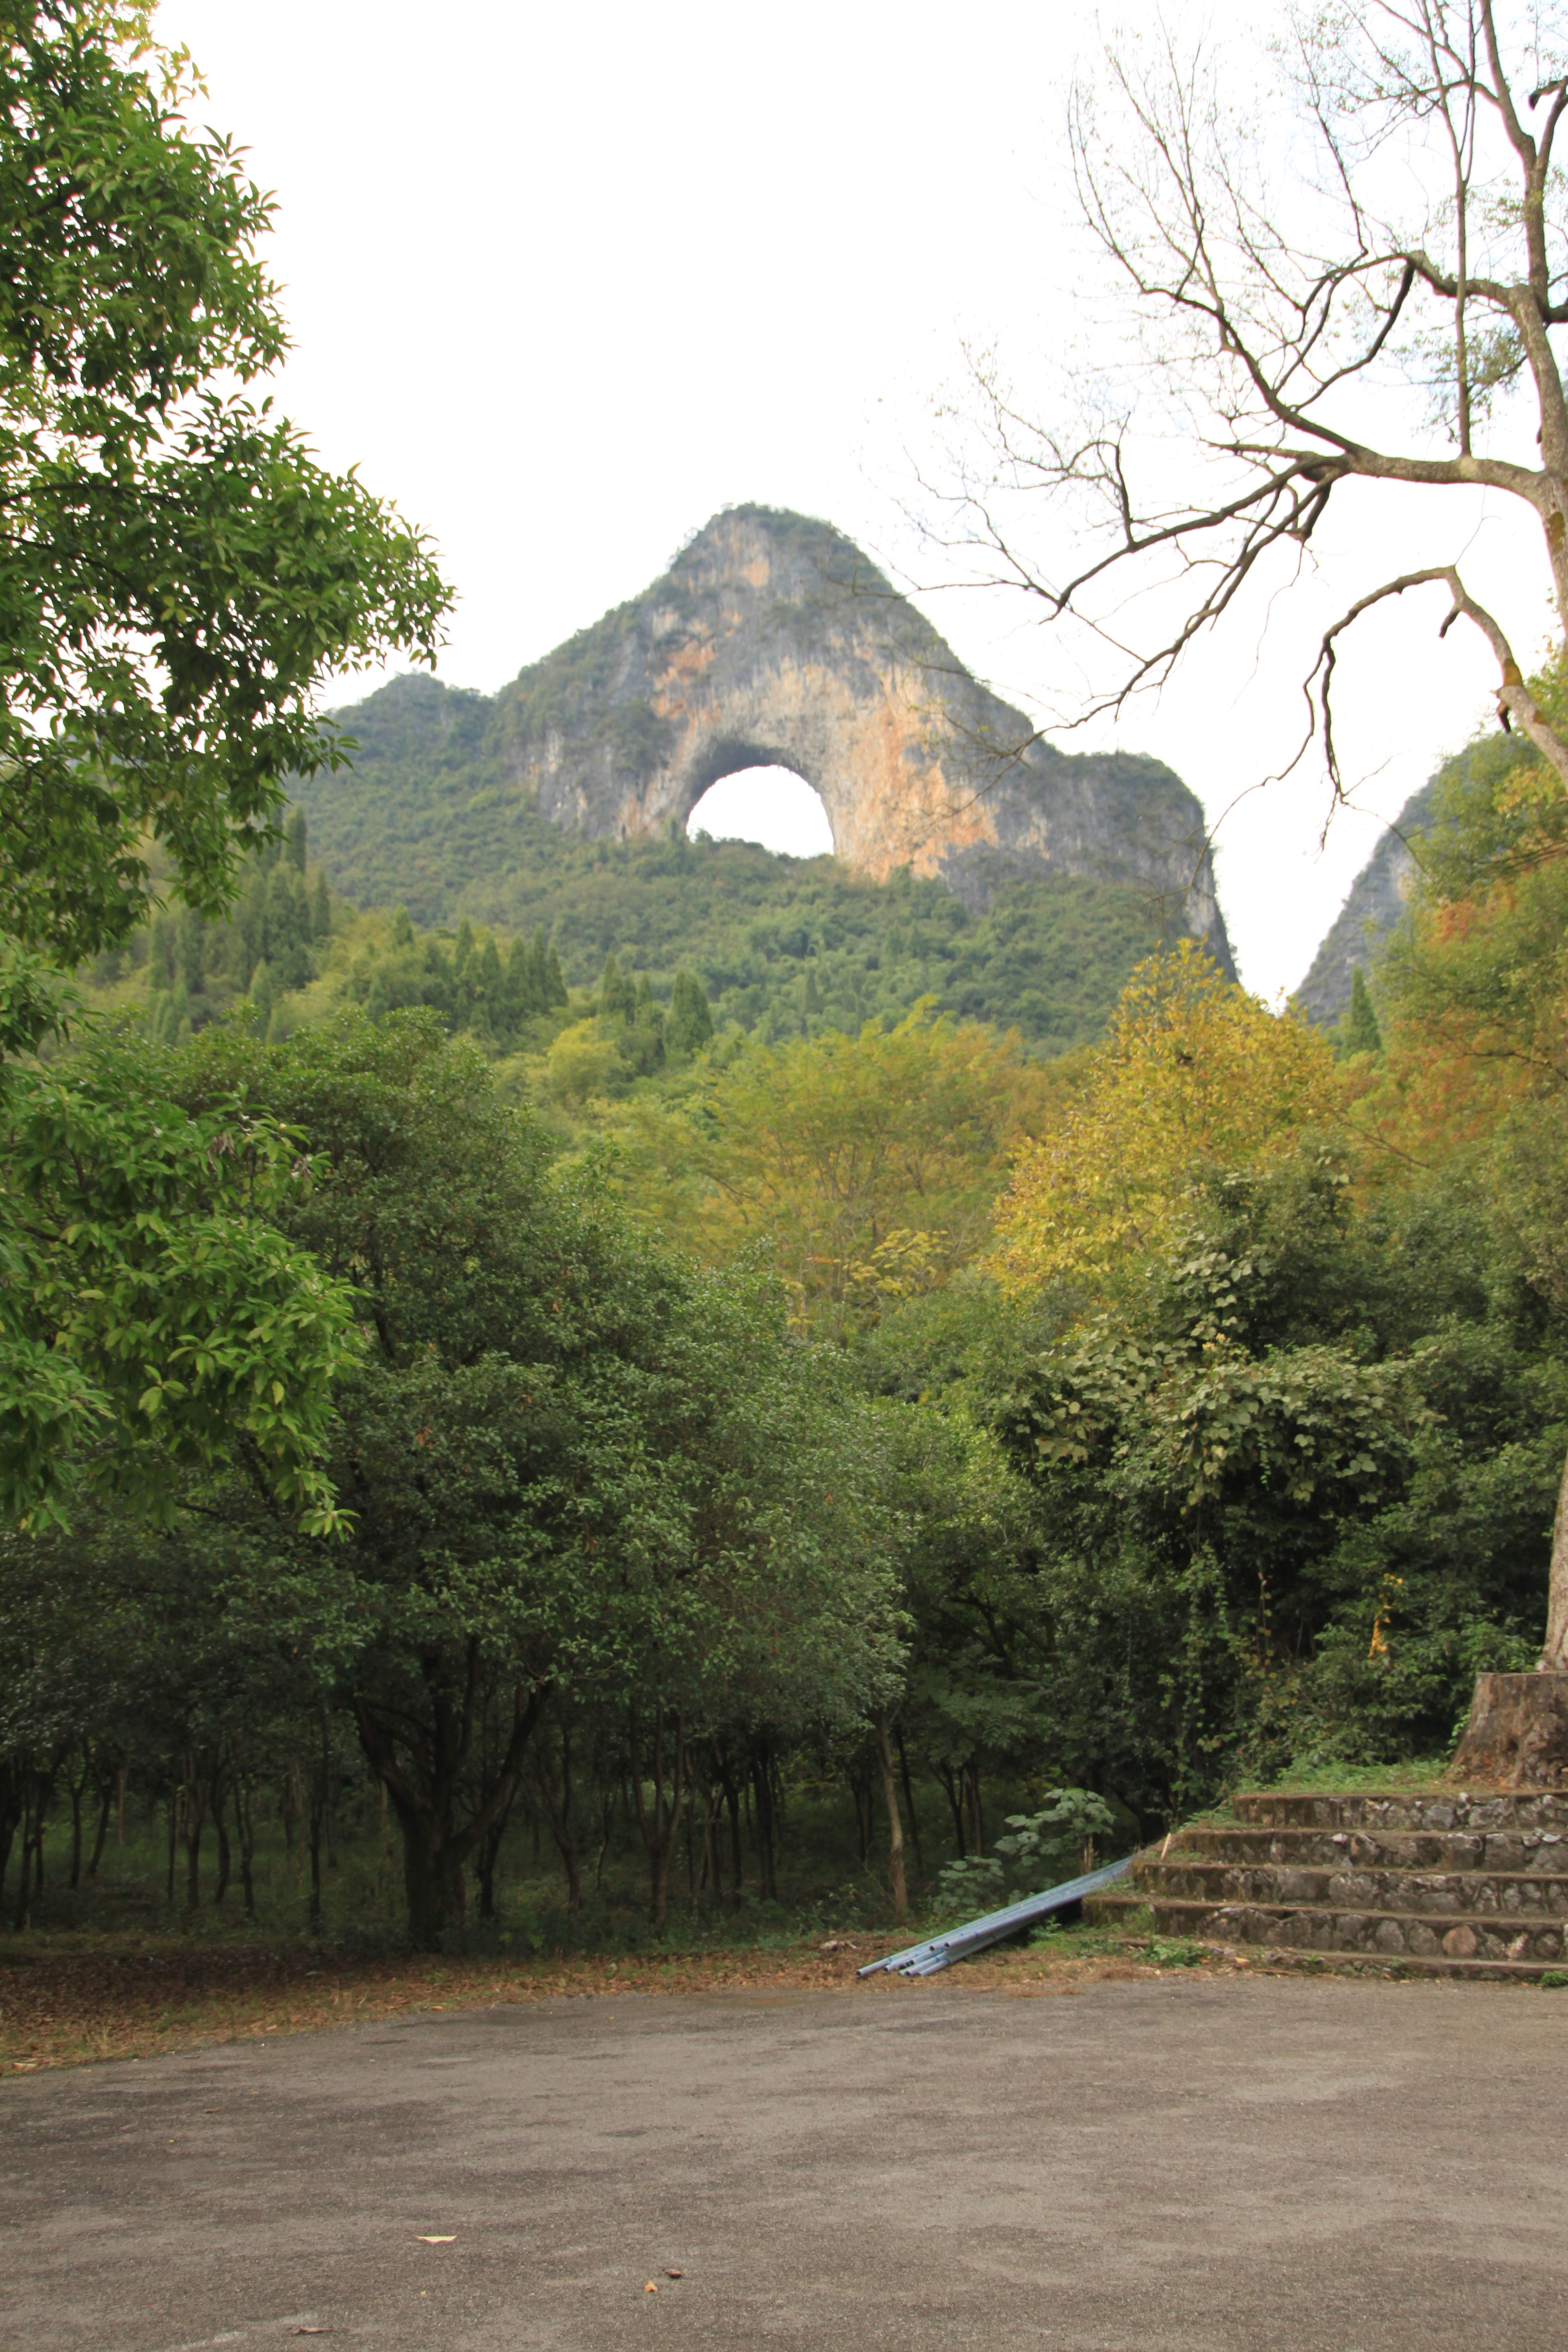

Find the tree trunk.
[
  {"left": 234, "top": 1773, "right": 257, "bottom": 1919},
  {"left": 1451, "top": 1672, "right": 1568, "bottom": 1787},
  {"left": 354, "top": 1674, "right": 548, "bottom": 1953},
  {"left": 181, "top": 1759, "right": 205, "bottom": 1914},
  {"left": 307, "top": 1712, "right": 336, "bottom": 1934},
  {"left": 1447, "top": 1454, "right": 1568, "bottom": 1786},
  {"left": 87, "top": 1771, "right": 113, "bottom": 1880},
  {"left": 939, "top": 1764, "right": 967, "bottom": 1858},
  {"left": 629, "top": 1703, "right": 685, "bottom": 1932},
  {"left": 531, "top": 1716, "right": 582, "bottom": 1911},
  {"left": 874, "top": 1714, "right": 908, "bottom": 1921},
  {"left": 965, "top": 1756, "right": 985, "bottom": 1857},
  {"left": 398, "top": 1820, "right": 467, "bottom": 1950},
  {"left": 895, "top": 1724, "right": 924, "bottom": 1883},
  {"left": 211, "top": 1768, "right": 231, "bottom": 1907},
  {"left": 752, "top": 1745, "right": 777, "bottom": 1901},
  {"left": 1542, "top": 1446, "right": 1568, "bottom": 1669},
  {"left": 477, "top": 1793, "right": 516, "bottom": 1918},
  {"left": 0, "top": 1761, "right": 20, "bottom": 1910},
  {"left": 718, "top": 1748, "right": 744, "bottom": 1906},
  {"left": 68, "top": 1758, "right": 87, "bottom": 1891}
]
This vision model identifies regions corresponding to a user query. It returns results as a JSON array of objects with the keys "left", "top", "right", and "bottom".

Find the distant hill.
[
  {"left": 286, "top": 500, "right": 1243, "bottom": 1055},
  {"left": 289, "top": 675, "right": 1165, "bottom": 1054},
  {"left": 462, "top": 504, "right": 1233, "bottom": 966},
  {"left": 1295, "top": 783, "right": 1436, "bottom": 1027}
]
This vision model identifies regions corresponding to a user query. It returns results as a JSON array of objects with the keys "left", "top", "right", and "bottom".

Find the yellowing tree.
[
  {"left": 630, "top": 1004, "right": 1067, "bottom": 1327},
  {"left": 992, "top": 944, "right": 1339, "bottom": 1293}
]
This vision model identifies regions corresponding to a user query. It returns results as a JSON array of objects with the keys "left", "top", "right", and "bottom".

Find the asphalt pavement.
[{"left": 2, "top": 1971, "right": 1564, "bottom": 2351}]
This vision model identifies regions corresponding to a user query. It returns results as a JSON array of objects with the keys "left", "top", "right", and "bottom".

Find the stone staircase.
[{"left": 1095, "top": 1787, "right": 1568, "bottom": 1979}]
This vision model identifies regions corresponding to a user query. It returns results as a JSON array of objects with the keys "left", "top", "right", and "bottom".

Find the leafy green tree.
[
  {"left": 598, "top": 952, "right": 636, "bottom": 1022},
  {"left": 994, "top": 1153, "right": 1566, "bottom": 1812},
  {"left": 1338, "top": 968, "right": 1383, "bottom": 1059},
  {"left": 0, "top": 5, "right": 448, "bottom": 969},
  {"left": 668, "top": 967, "right": 714, "bottom": 1057},
  {"left": 0, "top": 976, "right": 359, "bottom": 1533},
  {"left": 171, "top": 1012, "right": 903, "bottom": 1945}
]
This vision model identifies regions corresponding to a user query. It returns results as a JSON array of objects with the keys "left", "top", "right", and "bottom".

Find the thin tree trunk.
[
  {"left": 752, "top": 1745, "right": 777, "bottom": 1901},
  {"left": 87, "top": 1769, "right": 113, "bottom": 1879},
  {"left": 895, "top": 1724, "right": 924, "bottom": 1882},
  {"left": 629, "top": 1704, "right": 685, "bottom": 1931},
  {"left": 718, "top": 1748, "right": 744, "bottom": 1906},
  {"left": 939, "top": 1765, "right": 967, "bottom": 1858},
  {"left": 181, "top": 1762, "right": 206, "bottom": 1914},
  {"left": 965, "top": 1756, "right": 985, "bottom": 1857},
  {"left": 68, "top": 1759, "right": 87, "bottom": 1891},
  {"left": 1542, "top": 1444, "right": 1568, "bottom": 1668},
  {"left": 875, "top": 1714, "right": 908, "bottom": 1921},
  {"left": 308, "top": 1730, "right": 328, "bottom": 1935},
  {"left": 234, "top": 1773, "right": 257, "bottom": 1919},
  {"left": 211, "top": 1766, "right": 231, "bottom": 1907}
]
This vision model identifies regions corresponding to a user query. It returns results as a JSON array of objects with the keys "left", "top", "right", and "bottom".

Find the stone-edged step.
[
  {"left": 1231, "top": 1789, "right": 1568, "bottom": 1831},
  {"left": 1171, "top": 1825, "right": 1568, "bottom": 1870},
  {"left": 1147, "top": 1896, "right": 1566, "bottom": 1965},
  {"left": 1118, "top": 1785, "right": 1568, "bottom": 1980},
  {"left": 1150, "top": 1862, "right": 1568, "bottom": 1914}
]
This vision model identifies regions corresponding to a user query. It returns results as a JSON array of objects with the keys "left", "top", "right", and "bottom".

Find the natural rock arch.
[{"left": 495, "top": 505, "right": 1231, "bottom": 965}]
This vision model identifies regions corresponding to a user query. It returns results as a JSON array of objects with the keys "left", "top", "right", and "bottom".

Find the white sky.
[{"left": 156, "top": 0, "right": 1556, "bottom": 997}]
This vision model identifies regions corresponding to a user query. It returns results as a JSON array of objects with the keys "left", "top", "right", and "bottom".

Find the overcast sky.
[{"left": 157, "top": 0, "right": 1553, "bottom": 998}]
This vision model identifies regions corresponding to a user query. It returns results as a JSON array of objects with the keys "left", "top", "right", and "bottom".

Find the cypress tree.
[
  {"left": 506, "top": 928, "right": 545, "bottom": 1017},
  {"left": 477, "top": 936, "right": 505, "bottom": 1035},
  {"left": 311, "top": 872, "right": 333, "bottom": 940},
  {"left": 668, "top": 968, "right": 714, "bottom": 1056},
  {"left": 286, "top": 807, "right": 309, "bottom": 872},
  {"left": 545, "top": 944, "right": 568, "bottom": 1008},
  {"left": 1338, "top": 966, "right": 1383, "bottom": 1058},
  {"left": 599, "top": 951, "right": 635, "bottom": 1022}
]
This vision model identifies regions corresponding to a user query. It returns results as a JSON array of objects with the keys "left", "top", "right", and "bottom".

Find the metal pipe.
[{"left": 857, "top": 1857, "right": 1132, "bottom": 1978}]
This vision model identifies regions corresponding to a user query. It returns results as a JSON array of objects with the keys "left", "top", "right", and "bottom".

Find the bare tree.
[
  {"left": 924, "top": 4, "right": 1568, "bottom": 783},
  {"left": 925, "top": 2, "right": 1568, "bottom": 1715}
]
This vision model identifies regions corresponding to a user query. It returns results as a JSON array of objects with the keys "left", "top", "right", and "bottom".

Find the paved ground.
[{"left": 2, "top": 1972, "right": 1565, "bottom": 2352}]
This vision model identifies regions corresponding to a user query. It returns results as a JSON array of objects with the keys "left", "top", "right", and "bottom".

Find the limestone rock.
[
  {"left": 1294, "top": 781, "right": 1435, "bottom": 1026},
  {"left": 494, "top": 505, "right": 1232, "bottom": 966}
]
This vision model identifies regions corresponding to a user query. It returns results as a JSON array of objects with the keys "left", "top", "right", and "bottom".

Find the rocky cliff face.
[
  {"left": 1295, "top": 782, "right": 1435, "bottom": 1026},
  {"left": 494, "top": 505, "right": 1233, "bottom": 969}
]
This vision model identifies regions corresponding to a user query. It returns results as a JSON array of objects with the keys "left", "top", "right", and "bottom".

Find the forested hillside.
[{"left": 284, "top": 673, "right": 1166, "bottom": 1053}]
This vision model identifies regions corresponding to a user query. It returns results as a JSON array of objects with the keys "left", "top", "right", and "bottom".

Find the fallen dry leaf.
[
  {"left": 644, "top": 2279, "right": 658, "bottom": 2293},
  {"left": 664, "top": 2266, "right": 684, "bottom": 2278},
  {"left": 415, "top": 2234, "right": 456, "bottom": 2244}
]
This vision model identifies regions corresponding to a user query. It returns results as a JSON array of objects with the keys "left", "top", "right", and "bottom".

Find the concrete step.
[
  {"left": 1143, "top": 1860, "right": 1568, "bottom": 1915},
  {"left": 1144, "top": 1895, "right": 1567, "bottom": 1967},
  {"left": 1167, "top": 1824, "right": 1568, "bottom": 1871},
  {"left": 1231, "top": 1788, "right": 1568, "bottom": 1833}
]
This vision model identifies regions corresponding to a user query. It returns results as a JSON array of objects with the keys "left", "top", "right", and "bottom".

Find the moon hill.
[{"left": 291, "top": 504, "right": 1235, "bottom": 1054}]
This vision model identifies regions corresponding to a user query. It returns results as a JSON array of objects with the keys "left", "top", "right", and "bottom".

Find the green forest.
[
  {"left": 8, "top": 3, "right": 1568, "bottom": 2026},
  {"left": 276, "top": 672, "right": 1163, "bottom": 1055}
]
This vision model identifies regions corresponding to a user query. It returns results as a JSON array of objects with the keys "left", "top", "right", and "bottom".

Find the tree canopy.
[
  {"left": 0, "top": 3, "right": 448, "bottom": 970},
  {"left": 991, "top": 944, "right": 1339, "bottom": 1295}
]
